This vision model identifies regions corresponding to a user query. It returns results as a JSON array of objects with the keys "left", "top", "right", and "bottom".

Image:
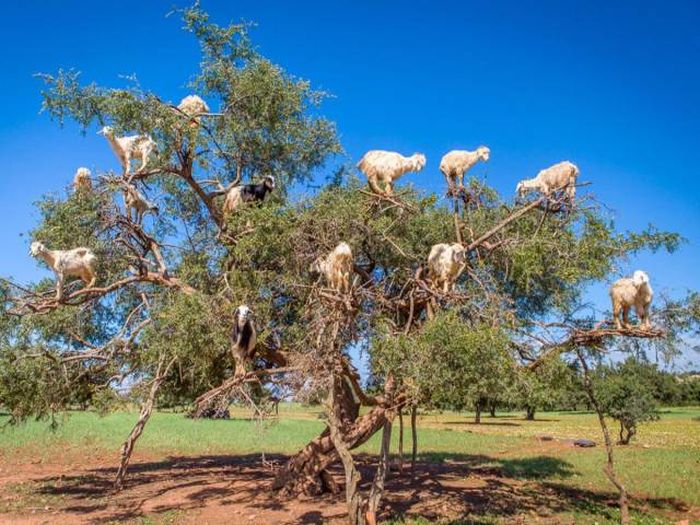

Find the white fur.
[
  {"left": 427, "top": 243, "right": 466, "bottom": 292},
  {"left": 122, "top": 184, "right": 158, "bottom": 224},
  {"left": 73, "top": 167, "right": 92, "bottom": 192},
  {"left": 516, "top": 161, "right": 579, "bottom": 202},
  {"left": 311, "top": 242, "right": 354, "bottom": 293},
  {"left": 610, "top": 270, "right": 653, "bottom": 329},
  {"left": 29, "top": 241, "right": 97, "bottom": 300},
  {"left": 222, "top": 186, "right": 244, "bottom": 215},
  {"left": 177, "top": 95, "right": 210, "bottom": 127},
  {"left": 439, "top": 147, "right": 490, "bottom": 190},
  {"left": 222, "top": 176, "right": 276, "bottom": 215},
  {"left": 357, "top": 150, "right": 426, "bottom": 195},
  {"left": 98, "top": 126, "right": 157, "bottom": 175}
]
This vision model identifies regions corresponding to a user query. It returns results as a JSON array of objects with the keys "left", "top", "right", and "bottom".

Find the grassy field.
[{"left": 0, "top": 405, "right": 698, "bottom": 524}]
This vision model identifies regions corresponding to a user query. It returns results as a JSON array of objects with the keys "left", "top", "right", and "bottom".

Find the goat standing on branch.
[
  {"left": 231, "top": 305, "right": 257, "bottom": 376},
  {"left": 98, "top": 126, "right": 157, "bottom": 176},
  {"left": 516, "top": 161, "right": 579, "bottom": 203},
  {"left": 177, "top": 94, "right": 210, "bottom": 128},
  {"left": 427, "top": 243, "right": 466, "bottom": 293},
  {"left": 311, "top": 242, "right": 354, "bottom": 293},
  {"left": 610, "top": 270, "right": 653, "bottom": 330},
  {"left": 222, "top": 175, "right": 276, "bottom": 215},
  {"left": 357, "top": 150, "right": 426, "bottom": 196},
  {"left": 72, "top": 167, "right": 92, "bottom": 192},
  {"left": 122, "top": 183, "right": 158, "bottom": 224},
  {"left": 440, "top": 147, "right": 490, "bottom": 193},
  {"left": 29, "top": 241, "right": 97, "bottom": 300}
]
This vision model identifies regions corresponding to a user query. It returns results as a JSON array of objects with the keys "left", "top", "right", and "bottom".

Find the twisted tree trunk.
[{"left": 271, "top": 398, "right": 391, "bottom": 495}]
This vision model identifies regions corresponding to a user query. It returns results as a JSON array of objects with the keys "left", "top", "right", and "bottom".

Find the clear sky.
[{"left": 1, "top": 1, "right": 698, "bottom": 368}]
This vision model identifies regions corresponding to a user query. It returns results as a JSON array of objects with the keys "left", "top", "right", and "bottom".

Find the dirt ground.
[{"left": 0, "top": 448, "right": 696, "bottom": 524}]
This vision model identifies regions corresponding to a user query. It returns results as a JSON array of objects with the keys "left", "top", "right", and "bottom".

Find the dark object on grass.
[
  {"left": 574, "top": 438, "right": 596, "bottom": 448},
  {"left": 197, "top": 407, "right": 231, "bottom": 419},
  {"left": 538, "top": 435, "right": 555, "bottom": 441}
]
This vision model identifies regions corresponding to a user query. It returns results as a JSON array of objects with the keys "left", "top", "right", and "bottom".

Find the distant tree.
[
  {"left": 677, "top": 373, "right": 700, "bottom": 405},
  {"left": 514, "top": 355, "right": 574, "bottom": 420},
  {"left": 411, "top": 312, "right": 515, "bottom": 424},
  {"left": 596, "top": 358, "right": 660, "bottom": 445}
]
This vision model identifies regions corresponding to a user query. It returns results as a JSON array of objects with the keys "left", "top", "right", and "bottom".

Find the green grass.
[
  {"left": 0, "top": 409, "right": 325, "bottom": 461},
  {"left": 1, "top": 405, "right": 699, "bottom": 523}
]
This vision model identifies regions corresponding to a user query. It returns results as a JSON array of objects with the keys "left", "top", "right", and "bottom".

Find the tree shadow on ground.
[
  {"left": 416, "top": 453, "right": 577, "bottom": 479},
  {"left": 443, "top": 421, "right": 522, "bottom": 427},
  {"left": 21, "top": 452, "right": 692, "bottom": 524}
]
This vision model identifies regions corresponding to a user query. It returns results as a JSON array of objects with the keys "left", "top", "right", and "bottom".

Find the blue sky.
[{"left": 1, "top": 1, "right": 698, "bottom": 368}]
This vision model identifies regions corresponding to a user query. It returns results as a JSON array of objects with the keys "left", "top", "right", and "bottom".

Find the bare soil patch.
[{"left": 0, "top": 451, "right": 695, "bottom": 524}]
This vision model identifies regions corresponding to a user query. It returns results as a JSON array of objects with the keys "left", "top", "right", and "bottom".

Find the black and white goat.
[
  {"left": 223, "top": 175, "right": 276, "bottom": 214},
  {"left": 231, "top": 305, "right": 257, "bottom": 375}
]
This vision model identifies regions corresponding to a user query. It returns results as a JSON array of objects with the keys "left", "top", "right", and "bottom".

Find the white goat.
[
  {"left": 177, "top": 95, "right": 210, "bottom": 128},
  {"left": 357, "top": 150, "right": 426, "bottom": 195},
  {"left": 122, "top": 184, "right": 158, "bottom": 224},
  {"left": 98, "top": 126, "right": 157, "bottom": 175},
  {"left": 311, "top": 242, "right": 354, "bottom": 293},
  {"left": 73, "top": 167, "right": 92, "bottom": 192},
  {"left": 29, "top": 241, "right": 97, "bottom": 300},
  {"left": 440, "top": 147, "right": 490, "bottom": 191},
  {"left": 609, "top": 270, "right": 653, "bottom": 329},
  {"left": 516, "top": 161, "right": 579, "bottom": 202},
  {"left": 427, "top": 243, "right": 467, "bottom": 292}
]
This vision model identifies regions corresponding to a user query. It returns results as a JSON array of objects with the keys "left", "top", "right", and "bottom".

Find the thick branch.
[
  {"left": 466, "top": 196, "right": 545, "bottom": 251},
  {"left": 526, "top": 324, "right": 666, "bottom": 371}
]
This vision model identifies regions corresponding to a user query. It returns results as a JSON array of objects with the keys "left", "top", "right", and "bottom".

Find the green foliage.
[
  {"left": 512, "top": 357, "right": 579, "bottom": 418},
  {"left": 140, "top": 292, "right": 231, "bottom": 402},
  {"left": 595, "top": 358, "right": 660, "bottom": 444},
  {"left": 373, "top": 312, "right": 515, "bottom": 412}
]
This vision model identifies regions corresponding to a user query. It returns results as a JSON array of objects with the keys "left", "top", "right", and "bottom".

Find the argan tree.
[{"left": 0, "top": 5, "right": 697, "bottom": 525}]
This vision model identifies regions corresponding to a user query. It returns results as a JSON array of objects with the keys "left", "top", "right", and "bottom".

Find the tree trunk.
[
  {"left": 576, "top": 350, "right": 630, "bottom": 525},
  {"left": 525, "top": 405, "right": 536, "bottom": 421},
  {"left": 410, "top": 404, "right": 418, "bottom": 477},
  {"left": 115, "top": 356, "right": 174, "bottom": 491},
  {"left": 489, "top": 402, "right": 496, "bottom": 418},
  {"left": 366, "top": 420, "right": 392, "bottom": 525},
  {"left": 325, "top": 373, "right": 396, "bottom": 525},
  {"left": 618, "top": 421, "right": 635, "bottom": 445},
  {"left": 397, "top": 409, "right": 404, "bottom": 473},
  {"left": 328, "top": 394, "right": 367, "bottom": 525},
  {"left": 474, "top": 399, "right": 483, "bottom": 424},
  {"left": 272, "top": 383, "right": 387, "bottom": 495}
]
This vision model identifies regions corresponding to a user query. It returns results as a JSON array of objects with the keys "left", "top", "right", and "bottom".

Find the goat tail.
[{"left": 357, "top": 156, "right": 386, "bottom": 195}]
